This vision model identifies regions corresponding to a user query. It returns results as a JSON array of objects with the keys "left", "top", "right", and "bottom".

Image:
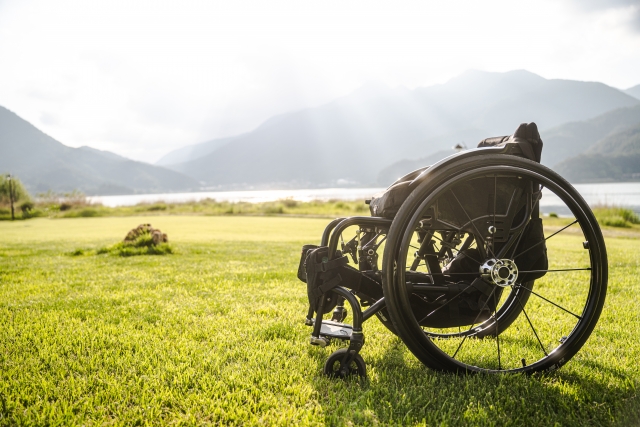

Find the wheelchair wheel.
[
  {"left": 324, "top": 348, "right": 367, "bottom": 379},
  {"left": 382, "top": 154, "right": 607, "bottom": 373}
]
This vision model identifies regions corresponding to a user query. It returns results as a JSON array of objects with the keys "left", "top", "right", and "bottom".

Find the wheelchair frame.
[{"left": 299, "top": 145, "right": 607, "bottom": 378}]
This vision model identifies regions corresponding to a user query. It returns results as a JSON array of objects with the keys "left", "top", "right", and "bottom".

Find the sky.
[{"left": 0, "top": 0, "right": 639, "bottom": 162}]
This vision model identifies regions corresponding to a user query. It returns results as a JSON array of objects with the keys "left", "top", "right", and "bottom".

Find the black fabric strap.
[
  {"left": 318, "top": 256, "right": 348, "bottom": 272},
  {"left": 318, "top": 274, "right": 342, "bottom": 294}
]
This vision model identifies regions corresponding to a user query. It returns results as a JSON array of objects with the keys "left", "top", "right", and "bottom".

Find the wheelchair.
[{"left": 297, "top": 123, "right": 607, "bottom": 377}]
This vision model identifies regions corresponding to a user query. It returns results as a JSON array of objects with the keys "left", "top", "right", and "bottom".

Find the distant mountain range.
[
  {"left": 554, "top": 121, "right": 640, "bottom": 182},
  {"left": 379, "top": 104, "right": 640, "bottom": 184},
  {"left": 0, "top": 106, "right": 198, "bottom": 195},
  {"left": 158, "top": 70, "right": 639, "bottom": 187},
  {"left": 2, "top": 69, "right": 639, "bottom": 195},
  {"left": 625, "top": 84, "right": 640, "bottom": 100}
]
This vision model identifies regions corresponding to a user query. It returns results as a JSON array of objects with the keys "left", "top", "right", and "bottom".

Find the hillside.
[
  {"left": 377, "top": 104, "right": 640, "bottom": 184},
  {"left": 164, "top": 70, "right": 639, "bottom": 187},
  {"left": 553, "top": 124, "right": 640, "bottom": 182},
  {"left": 155, "top": 135, "right": 240, "bottom": 166},
  {"left": 587, "top": 123, "right": 640, "bottom": 155},
  {"left": 540, "top": 104, "right": 640, "bottom": 166},
  {"left": 376, "top": 150, "right": 454, "bottom": 186},
  {"left": 625, "top": 84, "right": 640, "bottom": 100},
  {"left": 0, "top": 106, "right": 199, "bottom": 195}
]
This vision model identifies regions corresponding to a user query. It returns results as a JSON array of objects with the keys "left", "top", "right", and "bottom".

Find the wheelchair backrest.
[{"left": 368, "top": 122, "right": 543, "bottom": 220}]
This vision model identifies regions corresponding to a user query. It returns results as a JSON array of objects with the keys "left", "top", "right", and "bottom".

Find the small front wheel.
[{"left": 323, "top": 348, "right": 367, "bottom": 379}]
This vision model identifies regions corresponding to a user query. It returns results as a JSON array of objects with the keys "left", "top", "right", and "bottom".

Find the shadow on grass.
[{"left": 309, "top": 338, "right": 635, "bottom": 426}]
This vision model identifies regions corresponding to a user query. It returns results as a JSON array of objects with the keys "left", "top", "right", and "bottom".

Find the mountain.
[
  {"left": 155, "top": 135, "right": 240, "bottom": 166},
  {"left": 625, "top": 84, "right": 640, "bottom": 100},
  {"left": 376, "top": 150, "right": 455, "bottom": 186},
  {"left": 540, "top": 104, "right": 640, "bottom": 166},
  {"left": 553, "top": 154, "right": 640, "bottom": 183},
  {"left": 553, "top": 123, "right": 640, "bottom": 182},
  {"left": 77, "top": 146, "right": 130, "bottom": 162},
  {"left": 165, "top": 70, "right": 639, "bottom": 187},
  {"left": 0, "top": 106, "right": 199, "bottom": 195},
  {"left": 586, "top": 123, "right": 640, "bottom": 155}
]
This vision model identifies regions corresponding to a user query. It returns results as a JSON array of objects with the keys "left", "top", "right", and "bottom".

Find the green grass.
[
  {"left": 0, "top": 198, "right": 371, "bottom": 220},
  {"left": 1, "top": 216, "right": 640, "bottom": 425}
]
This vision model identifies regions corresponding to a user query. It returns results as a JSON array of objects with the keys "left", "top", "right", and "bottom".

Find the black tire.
[
  {"left": 382, "top": 154, "right": 607, "bottom": 373},
  {"left": 323, "top": 348, "right": 367, "bottom": 378}
]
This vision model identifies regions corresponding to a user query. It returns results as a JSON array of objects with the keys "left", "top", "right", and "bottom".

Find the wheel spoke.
[
  {"left": 506, "top": 187, "right": 544, "bottom": 259},
  {"left": 420, "top": 272, "right": 479, "bottom": 276},
  {"left": 515, "top": 292, "right": 548, "bottom": 357},
  {"left": 518, "top": 284, "right": 582, "bottom": 319},
  {"left": 452, "top": 286, "right": 499, "bottom": 358},
  {"left": 514, "top": 219, "right": 578, "bottom": 259},
  {"left": 493, "top": 290, "right": 501, "bottom": 370},
  {"left": 417, "top": 281, "right": 477, "bottom": 323},
  {"left": 519, "top": 268, "right": 591, "bottom": 274},
  {"left": 492, "top": 174, "right": 497, "bottom": 258},
  {"left": 431, "top": 232, "right": 483, "bottom": 265},
  {"left": 449, "top": 189, "right": 493, "bottom": 259}
]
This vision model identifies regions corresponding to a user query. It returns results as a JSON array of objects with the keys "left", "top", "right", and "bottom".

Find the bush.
[
  {"left": 96, "top": 232, "right": 173, "bottom": 257},
  {"left": 20, "top": 201, "right": 36, "bottom": 218},
  {"left": 549, "top": 212, "right": 558, "bottom": 218},
  {"left": 592, "top": 205, "right": 640, "bottom": 228},
  {"left": 263, "top": 205, "right": 284, "bottom": 215},
  {"left": 97, "top": 242, "right": 173, "bottom": 257},
  {"left": 146, "top": 204, "right": 168, "bottom": 211},
  {"left": 279, "top": 198, "right": 298, "bottom": 208},
  {"left": 61, "top": 208, "right": 102, "bottom": 218},
  {"left": 599, "top": 216, "right": 631, "bottom": 228}
]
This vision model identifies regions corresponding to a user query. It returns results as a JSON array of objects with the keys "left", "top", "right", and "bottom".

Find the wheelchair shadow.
[{"left": 309, "top": 341, "right": 639, "bottom": 426}]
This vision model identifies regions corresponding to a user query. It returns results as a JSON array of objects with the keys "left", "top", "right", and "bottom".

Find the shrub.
[
  {"left": 279, "top": 198, "right": 298, "bottom": 208},
  {"left": 263, "top": 205, "right": 284, "bottom": 214},
  {"left": 146, "top": 204, "right": 168, "bottom": 211},
  {"left": 592, "top": 205, "right": 639, "bottom": 228},
  {"left": 64, "top": 208, "right": 101, "bottom": 218},
  {"left": 97, "top": 231, "right": 173, "bottom": 257},
  {"left": 98, "top": 242, "right": 173, "bottom": 257},
  {"left": 599, "top": 216, "right": 630, "bottom": 228},
  {"left": 549, "top": 212, "right": 558, "bottom": 218}
]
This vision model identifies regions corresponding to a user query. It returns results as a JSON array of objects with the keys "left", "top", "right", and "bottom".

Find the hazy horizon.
[{"left": 1, "top": 0, "right": 639, "bottom": 162}]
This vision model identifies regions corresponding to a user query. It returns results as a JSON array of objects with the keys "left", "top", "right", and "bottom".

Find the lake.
[{"left": 89, "top": 182, "right": 640, "bottom": 214}]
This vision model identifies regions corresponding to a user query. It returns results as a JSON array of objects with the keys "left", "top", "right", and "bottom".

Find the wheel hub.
[{"left": 480, "top": 258, "right": 518, "bottom": 287}]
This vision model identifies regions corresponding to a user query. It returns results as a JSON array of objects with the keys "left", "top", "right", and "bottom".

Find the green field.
[{"left": 1, "top": 216, "right": 639, "bottom": 426}]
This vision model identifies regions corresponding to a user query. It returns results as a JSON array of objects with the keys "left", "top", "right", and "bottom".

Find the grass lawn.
[{"left": 1, "top": 216, "right": 639, "bottom": 426}]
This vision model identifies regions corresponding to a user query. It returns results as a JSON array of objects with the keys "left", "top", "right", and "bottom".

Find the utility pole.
[{"left": 7, "top": 174, "right": 14, "bottom": 221}]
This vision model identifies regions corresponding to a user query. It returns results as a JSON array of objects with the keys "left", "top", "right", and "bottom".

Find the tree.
[{"left": 0, "top": 174, "right": 32, "bottom": 220}]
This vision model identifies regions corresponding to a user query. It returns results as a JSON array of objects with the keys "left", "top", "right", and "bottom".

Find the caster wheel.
[
  {"left": 323, "top": 348, "right": 366, "bottom": 379},
  {"left": 331, "top": 307, "right": 348, "bottom": 322}
]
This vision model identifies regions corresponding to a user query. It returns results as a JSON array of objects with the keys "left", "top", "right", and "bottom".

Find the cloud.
[
  {"left": 567, "top": 0, "right": 640, "bottom": 33},
  {"left": 1, "top": 0, "right": 640, "bottom": 162}
]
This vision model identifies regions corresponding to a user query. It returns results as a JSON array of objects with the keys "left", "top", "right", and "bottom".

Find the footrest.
[{"left": 319, "top": 320, "right": 353, "bottom": 340}]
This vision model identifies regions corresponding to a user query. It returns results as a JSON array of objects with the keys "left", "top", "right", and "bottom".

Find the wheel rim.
[{"left": 387, "top": 164, "right": 606, "bottom": 373}]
